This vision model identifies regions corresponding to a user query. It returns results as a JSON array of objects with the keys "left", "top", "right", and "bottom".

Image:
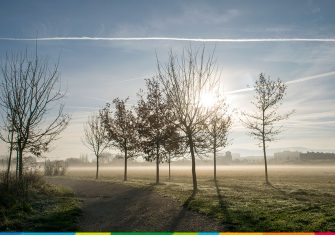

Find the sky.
[{"left": 0, "top": 0, "right": 335, "bottom": 159}]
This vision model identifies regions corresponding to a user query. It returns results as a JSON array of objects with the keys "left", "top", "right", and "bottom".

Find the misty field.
[{"left": 62, "top": 165, "right": 335, "bottom": 231}]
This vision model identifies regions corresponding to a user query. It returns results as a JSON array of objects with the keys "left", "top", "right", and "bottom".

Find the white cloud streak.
[
  {"left": 2, "top": 36, "right": 333, "bottom": 95},
  {"left": 286, "top": 71, "right": 335, "bottom": 85},
  {"left": 226, "top": 70, "right": 335, "bottom": 95},
  {"left": 226, "top": 87, "right": 253, "bottom": 95},
  {"left": 1, "top": 37, "right": 335, "bottom": 42}
]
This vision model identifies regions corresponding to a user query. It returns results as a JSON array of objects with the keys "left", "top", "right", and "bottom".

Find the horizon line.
[{"left": 1, "top": 37, "right": 335, "bottom": 42}]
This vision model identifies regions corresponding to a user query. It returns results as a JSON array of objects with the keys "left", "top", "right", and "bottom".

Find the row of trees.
[
  {"left": 0, "top": 45, "right": 291, "bottom": 193},
  {"left": 84, "top": 46, "right": 292, "bottom": 191},
  {"left": 84, "top": 48, "right": 232, "bottom": 188}
]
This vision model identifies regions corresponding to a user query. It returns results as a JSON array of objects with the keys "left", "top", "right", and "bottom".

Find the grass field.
[
  {"left": 0, "top": 176, "right": 81, "bottom": 231},
  {"left": 63, "top": 164, "right": 335, "bottom": 231}
]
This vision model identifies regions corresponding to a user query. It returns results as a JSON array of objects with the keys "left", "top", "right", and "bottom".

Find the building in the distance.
[
  {"left": 224, "top": 151, "right": 232, "bottom": 162},
  {"left": 300, "top": 152, "right": 335, "bottom": 160},
  {"left": 216, "top": 151, "right": 233, "bottom": 164},
  {"left": 273, "top": 151, "right": 335, "bottom": 163},
  {"left": 273, "top": 151, "right": 300, "bottom": 162}
]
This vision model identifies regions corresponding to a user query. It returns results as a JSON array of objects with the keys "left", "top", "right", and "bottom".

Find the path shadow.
[
  {"left": 214, "top": 180, "right": 236, "bottom": 231},
  {"left": 168, "top": 190, "right": 196, "bottom": 231},
  {"left": 266, "top": 181, "right": 311, "bottom": 202},
  {"left": 266, "top": 181, "right": 288, "bottom": 195},
  {"left": 214, "top": 180, "right": 228, "bottom": 212},
  {"left": 215, "top": 180, "right": 278, "bottom": 231}
]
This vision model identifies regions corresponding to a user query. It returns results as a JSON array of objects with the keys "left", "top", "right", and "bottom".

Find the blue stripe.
[{"left": 20, "top": 233, "right": 75, "bottom": 235}]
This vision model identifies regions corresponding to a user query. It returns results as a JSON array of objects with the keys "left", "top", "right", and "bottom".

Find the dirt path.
[{"left": 46, "top": 177, "right": 224, "bottom": 232}]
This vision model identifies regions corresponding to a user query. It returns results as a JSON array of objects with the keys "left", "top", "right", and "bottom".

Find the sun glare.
[{"left": 200, "top": 93, "right": 216, "bottom": 108}]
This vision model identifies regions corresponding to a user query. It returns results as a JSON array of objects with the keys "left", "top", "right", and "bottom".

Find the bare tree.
[
  {"left": 100, "top": 98, "right": 138, "bottom": 181},
  {"left": 241, "top": 73, "right": 293, "bottom": 184},
  {"left": 83, "top": 114, "right": 110, "bottom": 179},
  {"left": 1, "top": 70, "right": 19, "bottom": 183},
  {"left": 0, "top": 49, "right": 70, "bottom": 180},
  {"left": 136, "top": 78, "right": 180, "bottom": 184},
  {"left": 204, "top": 96, "right": 232, "bottom": 182},
  {"left": 157, "top": 46, "right": 221, "bottom": 192}
]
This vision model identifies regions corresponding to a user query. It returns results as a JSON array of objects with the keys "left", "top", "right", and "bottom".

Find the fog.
[{"left": 66, "top": 165, "right": 335, "bottom": 180}]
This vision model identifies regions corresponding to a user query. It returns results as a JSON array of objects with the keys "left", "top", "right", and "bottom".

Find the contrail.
[
  {"left": 226, "top": 87, "right": 254, "bottom": 94},
  {"left": 2, "top": 36, "right": 333, "bottom": 93},
  {"left": 227, "top": 70, "right": 335, "bottom": 95},
  {"left": 286, "top": 70, "right": 335, "bottom": 85},
  {"left": 1, "top": 37, "right": 335, "bottom": 42}
]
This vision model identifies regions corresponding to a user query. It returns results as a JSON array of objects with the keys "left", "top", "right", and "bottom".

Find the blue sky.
[{"left": 0, "top": 0, "right": 335, "bottom": 158}]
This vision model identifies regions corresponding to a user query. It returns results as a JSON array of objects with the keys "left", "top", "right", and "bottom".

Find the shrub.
[
  {"left": 0, "top": 171, "right": 44, "bottom": 198},
  {"left": 44, "top": 160, "right": 67, "bottom": 176}
]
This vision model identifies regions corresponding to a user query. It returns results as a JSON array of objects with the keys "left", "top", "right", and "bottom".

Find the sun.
[{"left": 200, "top": 93, "right": 216, "bottom": 108}]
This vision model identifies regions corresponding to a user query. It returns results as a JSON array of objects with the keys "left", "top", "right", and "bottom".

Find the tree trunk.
[
  {"left": 6, "top": 150, "right": 13, "bottom": 185},
  {"left": 6, "top": 131, "right": 14, "bottom": 186},
  {"left": 124, "top": 148, "right": 128, "bottom": 181},
  {"left": 214, "top": 145, "right": 217, "bottom": 182},
  {"left": 188, "top": 134, "right": 197, "bottom": 192},
  {"left": 96, "top": 155, "right": 99, "bottom": 179},
  {"left": 262, "top": 137, "right": 269, "bottom": 184},
  {"left": 16, "top": 150, "right": 19, "bottom": 179},
  {"left": 156, "top": 145, "right": 160, "bottom": 184},
  {"left": 213, "top": 126, "right": 217, "bottom": 182},
  {"left": 18, "top": 148, "right": 23, "bottom": 180},
  {"left": 168, "top": 155, "right": 171, "bottom": 181},
  {"left": 262, "top": 110, "right": 269, "bottom": 184}
]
